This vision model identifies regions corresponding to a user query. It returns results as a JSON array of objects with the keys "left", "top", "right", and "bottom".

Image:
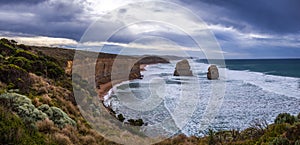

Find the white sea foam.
[
  {"left": 225, "top": 69, "right": 300, "bottom": 99},
  {"left": 104, "top": 59, "right": 300, "bottom": 136}
]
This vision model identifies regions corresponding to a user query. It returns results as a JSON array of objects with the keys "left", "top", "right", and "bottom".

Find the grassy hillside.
[{"left": 0, "top": 38, "right": 116, "bottom": 145}]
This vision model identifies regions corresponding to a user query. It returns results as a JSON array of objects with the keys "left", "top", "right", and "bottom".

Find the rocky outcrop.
[
  {"left": 207, "top": 65, "right": 219, "bottom": 80},
  {"left": 174, "top": 59, "right": 193, "bottom": 76}
]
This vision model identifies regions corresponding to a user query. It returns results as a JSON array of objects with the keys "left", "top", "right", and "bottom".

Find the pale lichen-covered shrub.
[
  {"left": 51, "top": 107, "right": 76, "bottom": 128},
  {"left": 38, "top": 104, "right": 76, "bottom": 128},
  {"left": 38, "top": 104, "right": 53, "bottom": 118},
  {"left": 0, "top": 93, "right": 76, "bottom": 128},
  {"left": 0, "top": 93, "right": 47, "bottom": 123}
]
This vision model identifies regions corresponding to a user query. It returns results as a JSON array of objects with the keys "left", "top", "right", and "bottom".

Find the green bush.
[
  {"left": 38, "top": 104, "right": 54, "bottom": 117},
  {"left": 275, "top": 113, "right": 296, "bottom": 125},
  {"left": 38, "top": 104, "right": 76, "bottom": 128},
  {"left": 0, "top": 54, "right": 3, "bottom": 62},
  {"left": 117, "top": 114, "right": 125, "bottom": 122},
  {"left": 8, "top": 56, "right": 32, "bottom": 71},
  {"left": 0, "top": 93, "right": 76, "bottom": 129},
  {"left": 0, "top": 93, "right": 47, "bottom": 124},
  {"left": 0, "top": 106, "right": 47, "bottom": 145},
  {"left": 15, "top": 49, "right": 38, "bottom": 60},
  {"left": 128, "top": 118, "right": 144, "bottom": 126},
  {"left": 45, "top": 61, "right": 65, "bottom": 79},
  {"left": 0, "top": 64, "right": 31, "bottom": 93},
  {"left": 18, "top": 44, "right": 31, "bottom": 50},
  {"left": 270, "top": 137, "right": 290, "bottom": 145},
  {"left": 0, "top": 39, "right": 16, "bottom": 56},
  {"left": 255, "top": 123, "right": 290, "bottom": 144}
]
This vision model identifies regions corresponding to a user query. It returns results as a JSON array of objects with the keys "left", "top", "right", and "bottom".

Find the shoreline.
[
  {"left": 97, "top": 64, "right": 148, "bottom": 117},
  {"left": 98, "top": 64, "right": 148, "bottom": 100}
]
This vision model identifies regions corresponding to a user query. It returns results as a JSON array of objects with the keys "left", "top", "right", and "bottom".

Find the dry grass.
[
  {"left": 52, "top": 133, "right": 73, "bottom": 145},
  {"left": 36, "top": 118, "right": 56, "bottom": 133},
  {"left": 61, "top": 125, "right": 79, "bottom": 144}
]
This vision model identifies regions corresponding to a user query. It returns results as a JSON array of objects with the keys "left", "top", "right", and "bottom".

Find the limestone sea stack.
[
  {"left": 207, "top": 65, "right": 219, "bottom": 80},
  {"left": 174, "top": 59, "right": 193, "bottom": 76}
]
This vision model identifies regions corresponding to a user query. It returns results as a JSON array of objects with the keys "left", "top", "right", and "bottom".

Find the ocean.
[{"left": 104, "top": 59, "right": 300, "bottom": 137}]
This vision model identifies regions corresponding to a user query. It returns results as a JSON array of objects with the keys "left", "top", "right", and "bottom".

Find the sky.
[{"left": 0, "top": 0, "right": 299, "bottom": 58}]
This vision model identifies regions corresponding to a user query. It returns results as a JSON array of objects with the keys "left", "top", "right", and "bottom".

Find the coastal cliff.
[{"left": 67, "top": 54, "right": 169, "bottom": 92}]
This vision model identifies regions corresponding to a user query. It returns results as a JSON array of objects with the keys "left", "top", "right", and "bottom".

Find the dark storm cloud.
[
  {"left": 0, "top": 0, "right": 89, "bottom": 40},
  {"left": 0, "top": 0, "right": 46, "bottom": 5},
  {"left": 0, "top": 0, "right": 299, "bottom": 58},
  {"left": 180, "top": 0, "right": 300, "bottom": 34},
  {"left": 107, "top": 30, "right": 198, "bottom": 49}
]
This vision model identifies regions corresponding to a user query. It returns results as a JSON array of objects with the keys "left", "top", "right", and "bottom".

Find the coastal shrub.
[
  {"left": 0, "top": 38, "right": 10, "bottom": 44},
  {"left": 117, "top": 114, "right": 125, "bottom": 122},
  {"left": 285, "top": 123, "right": 300, "bottom": 142},
  {"left": 0, "top": 54, "right": 3, "bottom": 62},
  {"left": 0, "top": 106, "right": 47, "bottom": 145},
  {"left": 270, "top": 137, "right": 290, "bottom": 145},
  {"left": 0, "top": 39, "right": 16, "bottom": 56},
  {"left": 128, "top": 118, "right": 144, "bottom": 126},
  {"left": 0, "top": 93, "right": 76, "bottom": 129},
  {"left": 15, "top": 49, "right": 38, "bottom": 60},
  {"left": 8, "top": 56, "right": 32, "bottom": 71},
  {"left": 0, "top": 93, "right": 47, "bottom": 124},
  {"left": 207, "top": 129, "right": 216, "bottom": 145},
  {"left": 38, "top": 104, "right": 54, "bottom": 117},
  {"left": 0, "top": 64, "right": 31, "bottom": 93},
  {"left": 18, "top": 44, "right": 31, "bottom": 50},
  {"left": 255, "top": 123, "right": 290, "bottom": 144},
  {"left": 51, "top": 107, "right": 76, "bottom": 128},
  {"left": 275, "top": 113, "right": 296, "bottom": 125},
  {"left": 39, "top": 104, "right": 76, "bottom": 128},
  {"left": 45, "top": 61, "right": 65, "bottom": 79}
]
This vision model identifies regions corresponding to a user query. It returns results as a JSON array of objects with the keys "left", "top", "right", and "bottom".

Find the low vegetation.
[
  {"left": 156, "top": 113, "right": 300, "bottom": 145},
  {"left": 0, "top": 38, "right": 115, "bottom": 145}
]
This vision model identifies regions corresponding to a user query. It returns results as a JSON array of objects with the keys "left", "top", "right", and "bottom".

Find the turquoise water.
[{"left": 197, "top": 59, "right": 300, "bottom": 78}]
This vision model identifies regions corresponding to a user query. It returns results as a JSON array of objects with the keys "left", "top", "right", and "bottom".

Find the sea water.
[{"left": 104, "top": 59, "right": 300, "bottom": 136}]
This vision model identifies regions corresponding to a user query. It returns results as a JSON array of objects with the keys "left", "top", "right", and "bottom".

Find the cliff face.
[
  {"left": 71, "top": 54, "right": 170, "bottom": 89},
  {"left": 95, "top": 55, "right": 141, "bottom": 88},
  {"left": 63, "top": 52, "right": 142, "bottom": 89}
]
